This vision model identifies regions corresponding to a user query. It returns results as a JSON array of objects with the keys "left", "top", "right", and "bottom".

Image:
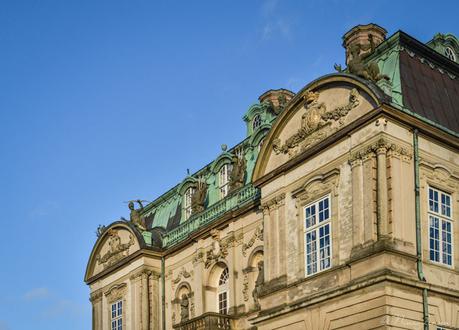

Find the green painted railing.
[{"left": 162, "top": 184, "right": 260, "bottom": 247}]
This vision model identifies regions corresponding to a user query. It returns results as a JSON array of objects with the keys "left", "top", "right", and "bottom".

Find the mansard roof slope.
[
  {"left": 367, "top": 30, "right": 459, "bottom": 135},
  {"left": 138, "top": 94, "right": 290, "bottom": 234}
]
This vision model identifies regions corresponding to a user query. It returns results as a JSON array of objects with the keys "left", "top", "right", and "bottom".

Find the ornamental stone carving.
[
  {"left": 242, "top": 226, "right": 264, "bottom": 257},
  {"left": 242, "top": 272, "right": 249, "bottom": 301},
  {"left": 104, "top": 283, "right": 127, "bottom": 303},
  {"left": 252, "top": 261, "right": 264, "bottom": 310},
  {"left": 90, "top": 290, "right": 102, "bottom": 303},
  {"left": 180, "top": 294, "right": 189, "bottom": 322},
  {"left": 96, "top": 229, "right": 134, "bottom": 269},
  {"left": 261, "top": 193, "right": 286, "bottom": 214},
  {"left": 292, "top": 169, "right": 340, "bottom": 207},
  {"left": 273, "top": 88, "right": 360, "bottom": 157},
  {"left": 349, "top": 138, "right": 412, "bottom": 166},
  {"left": 229, "top": 153, "right": 247, "bottom": 193},
  {"left": 192, "top": 250, "right": 205, "bottom": 265},
  {"left": 171, "top": 268, "right": 193, "bottom": 290},
  {"left": 191, "top": 178, "right": 208, "bottom": 215},
  {"left": 205, "top": 229, "right": 228, "bottom": 269},
  {"left": 420, "top": 162, "right": 459, "bottom": 190}
]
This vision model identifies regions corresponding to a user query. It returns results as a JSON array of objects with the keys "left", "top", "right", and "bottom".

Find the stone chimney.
[
  {"left": 258, "top": 89, "right": 295, "bottom": 110},
  {"left": 342, "top": 24, "right": 387, "bottom": 65}
]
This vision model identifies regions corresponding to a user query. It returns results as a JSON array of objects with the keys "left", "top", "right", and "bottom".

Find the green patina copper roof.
[{"left": 139, "top": 97, "right": 286, "bottom": 239}]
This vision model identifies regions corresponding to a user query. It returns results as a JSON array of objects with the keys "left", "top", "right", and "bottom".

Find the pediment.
[
  {"left": 85, "top": 223, "right": 141, "bottom": 281},
  {"left": 253, "top": 74, "right": 386, "bottom": 182}
]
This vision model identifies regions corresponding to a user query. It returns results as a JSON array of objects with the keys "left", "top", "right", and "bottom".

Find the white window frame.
[
  {"left": 428, "top": 186, "right": 453, "bottom": 267},
  {"left": 252, "top": 114, "right": 262, "bottom": 132},
  {"left": 304, "top": 194, "right": 332, "bottom": 277},
  {"left": 111, "top": 300, "right": 123, "bottom": 330},
  {"left": 445, "top": 47, "right": 456, "bottom": 61},
  {"left": 219, "top": 164, "right": 231, "bottom": 199},
  {"left": 217, "top": 267, "right": 229, "bottom": 314},
  {"left": 184, "top": 187, "right": 195, "bottom": 220}
]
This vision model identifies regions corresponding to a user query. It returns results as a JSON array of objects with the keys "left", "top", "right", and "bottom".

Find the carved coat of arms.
[{"left": 273, "top": 88, "right": 360, "bottom": 157}]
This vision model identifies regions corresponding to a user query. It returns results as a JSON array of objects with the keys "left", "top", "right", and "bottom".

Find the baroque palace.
[{"left": 85, "top": 24, "right": 459, "bottom": 330}]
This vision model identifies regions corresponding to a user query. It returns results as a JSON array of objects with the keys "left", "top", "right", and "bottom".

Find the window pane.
[
  {"left": 305, "top": 205, "right": 316, "bottom": 228},
  {"left": 429, "top": 188, "right": 439, "bottom": 213},
  {"left": 441, "top": 220, "right": 452, "bottom": 266},
  {"left": 429, "top": 216, "right": 440, "bottom": 262},
  {"left": 319, "top": 224, "right": 331, "bottom": 270},
  {"left": 306, "top": 231, "right": 317, "bottom": 275}
]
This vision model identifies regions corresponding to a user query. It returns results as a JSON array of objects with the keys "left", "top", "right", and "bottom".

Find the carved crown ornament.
[
  {"left": 95, "top": 229, "right": 135, "bottom": 270},
  {"left": 348, "top": 137, "right": 412, "bottom": 166},
  {"left": 272, "top": 88, "right": 360, "bottom": 158}
]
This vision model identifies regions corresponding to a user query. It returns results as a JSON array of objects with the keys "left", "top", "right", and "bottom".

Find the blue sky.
[{"left": 0, "top": 1, "right": 457, "bottom": 329}]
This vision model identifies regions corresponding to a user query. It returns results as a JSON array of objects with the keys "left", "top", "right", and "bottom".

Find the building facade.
[{"left": 85, "top": 24, "right": 459, "bottom": 330}]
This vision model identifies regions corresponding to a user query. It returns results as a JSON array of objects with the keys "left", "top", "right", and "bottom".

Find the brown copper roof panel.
[{"left": 400, "top": 50, "right": 459, "bottom": 133}]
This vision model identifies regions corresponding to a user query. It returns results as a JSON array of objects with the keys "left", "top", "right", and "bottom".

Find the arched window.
[
  {"left": 184, "top": 187, "right": 195, "bottom": 220},
  {"left": 219, "top": 164, "right": 231, "bottom": 199},
  {"left": 252, "top": 115, "right": 262, "bottom": 132},
  {"left": 217, "top": 267, "right": 229, "bottom": 314},
  {"left": 445, "top": 47, "right": 456, "bottom": 61}
]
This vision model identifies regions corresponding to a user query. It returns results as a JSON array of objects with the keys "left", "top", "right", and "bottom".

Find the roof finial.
[{"left": 221, "top": 144, "right": 228, "bottom": 152}]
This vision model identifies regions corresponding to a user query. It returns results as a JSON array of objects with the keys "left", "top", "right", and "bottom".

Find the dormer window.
[
  {"left": 219, "top": 164, "right": 231, "bottom": 199},
  {"left": 445, "top": 47, "right": 456, "bottom": 61},
  {"left": 184, "top": 187, "right": 195, "bottom": 220},
  {"left": 252, "top": 115, "right": 262, "bottom": 132}
]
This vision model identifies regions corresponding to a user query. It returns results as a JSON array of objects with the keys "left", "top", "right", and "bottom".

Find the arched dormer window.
[
  {"left": 217, "top": 267, "right": 229, "bottom": 314},
  {"left": 184, "top": 187, "right": 195, "bottom": 220},
  {"left": 445, "top": 47, "right": 456, "bottom": 61},
  {"left": 219, "top": 164, "right": 231, "bottom": 199},
  {"left": 252, "top": 114, "right": 262, "bottom": 132}
]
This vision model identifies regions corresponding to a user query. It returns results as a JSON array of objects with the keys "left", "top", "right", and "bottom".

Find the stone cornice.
[{"left": 349, "top": 137, "right": 412, "bottom": 166}]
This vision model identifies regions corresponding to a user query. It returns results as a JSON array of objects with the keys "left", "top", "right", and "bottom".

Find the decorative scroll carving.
[
  {"left": 242, "top": 226, "right": 264, "bottom": 257},
  {"left": 96, "top": 229, "right": 134, "bottom": 269},
  {"left": 192, "top": 250, "right": 205, "bottom": 265},
  {"left": 172, "top": 268, "right": 193, "bottom": 290},
  {"left": 104, "top": 283, "right": 127, "bottom": 303},
  {"left": 191, "top": 177, "right": 208, "bottom": 215},
  {"left": 205, "top": 229, "right": 228, "bottom": 269},
  {"left": 273, "top": 89, "right": 360, "bottom": 157},
  {"left": 242, "top": 273, "right": 249, "bottom": 301}
]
